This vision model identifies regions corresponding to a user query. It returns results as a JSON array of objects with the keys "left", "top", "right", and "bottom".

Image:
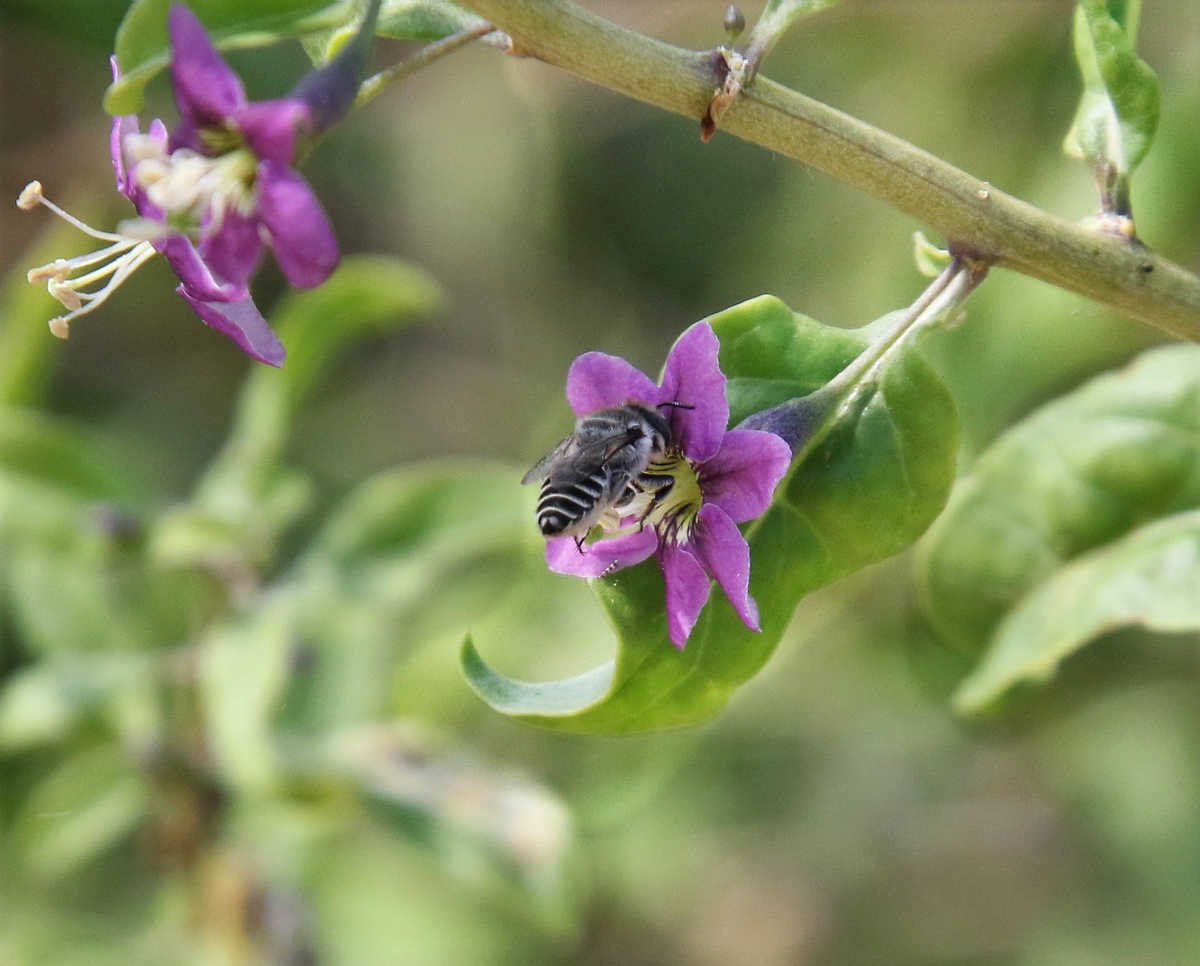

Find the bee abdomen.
[{"left": 536, "top": 474, "right": 607, "bottom": 536}]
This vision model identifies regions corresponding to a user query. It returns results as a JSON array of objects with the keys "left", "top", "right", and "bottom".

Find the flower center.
[
  {"left": 125, "top": 133, "right": 257, "bottom": 233},
  {"left": 593, "top": 450, "right": 704, "bottom": 547},
  {"left": 642, "top": 452, "right": 704, "bottom": 544},
  {"left": 17, "top": 181, "right": 159, "bottom": 339}
]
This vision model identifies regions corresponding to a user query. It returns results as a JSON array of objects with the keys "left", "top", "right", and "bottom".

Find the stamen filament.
[
  {"left": 28, "top": 239, "right": 143, "bottom": 282},
  {"left": 46, "top": 242, "right": 157, "bottom": 329},
  {"left": 18, "top": 182, "right": 132, "bottom": 243}
]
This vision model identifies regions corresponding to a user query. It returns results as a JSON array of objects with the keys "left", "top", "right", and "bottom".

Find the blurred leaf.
[
  {"left": 918, "top": 343, "right": 1200, "bottom": 654},
  {"left": 464, "top": 295, "right": 958, "bottom": 732},
  {"left": 0, "top": 409, "right": 136, "bottom": 510},
  {"left": 329, "top": 724, "right": 574, "bottom": 907},
  {"left": 13, "top": 746, "right": 147, "bottom": 880},
  {"left": 955, "top": 510, "right": 1200, "bottom": 712},
  {"left": 198, "top": 601, "right": 294, "bottom": 796},
  {"left": 377, "top": 0, "right": 487, "bottom": 41},
  {"left": 106, "top": 0, "right": 344, "bottom": 114},
  {"left": 913, "top": 231, "right": 953, "bottom": 279},
  {"left": 153, "top": 256, "right": 441, "bottom": 572},
  {"left": 308, "top": 460, "right": 531, "bottom": 568},
  {"left": 0, "top": 410, "right": 200, "bottom": 660},
  {"left": 0, "top": 653, "right": 158, "bottom": 750},
  {"left": 1063, "top": 0, "right": 1160, "bottom": 203},
  {"left": 6, "top": 536, "right": 205, "bottom": 660},
  {"left": 278, "top": 462, "right": 537, "bottom": 730},
  {"left": 260, "top": 256, "right": 443, "bottom": 421}
]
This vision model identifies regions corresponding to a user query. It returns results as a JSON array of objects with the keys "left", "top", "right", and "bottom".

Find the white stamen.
[
  {"left": 132, "top": 146, "right": 257, "bottom": 232},
  {"left": 17, "top": 181, "right": 44, "bottom": 210},
  {"left": 18, "top": 182, "right": 161, "bottom": 333}
]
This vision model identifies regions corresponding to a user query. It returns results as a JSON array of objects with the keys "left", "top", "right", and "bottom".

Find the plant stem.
[
  {"left": 356, "top": 23, "right": 498, "bottom": 109},
  {"left": 738, "top": 256, "right": 986, "bottom": 456},
  {"left": 456, "top": 0, "right": 1200, "bottom": 343}
]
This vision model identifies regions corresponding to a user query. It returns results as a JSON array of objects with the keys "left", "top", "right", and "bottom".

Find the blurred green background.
[{"left": 2, "top": 1, "right": 1200, "bottom": 963}]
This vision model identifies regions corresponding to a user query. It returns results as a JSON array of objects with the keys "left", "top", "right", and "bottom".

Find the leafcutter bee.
[{"left": 522, "top": 403, "right": 677, "bottom": 544}]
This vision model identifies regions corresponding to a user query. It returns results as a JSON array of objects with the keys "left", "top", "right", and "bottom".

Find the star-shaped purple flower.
[
  {"left": 21, "top": 2, "right": 378, "bottom": 363},
  {"left": 544, "top": 322, "right": 791, "bottom": 647},
  {"left": 108, "top": 4, "right": 358, "bottom": 365}
]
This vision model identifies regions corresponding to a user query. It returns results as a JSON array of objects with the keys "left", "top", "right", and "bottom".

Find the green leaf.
[
  {"left": 329, "top": 723, "right": 574, "bottom": 904},
  {"left": 198, "top": 602, "right": 294, "bottom": 795},
  {"left": 918, "top": 343, "right": 1200, "bottom": 654},
  {"left": 0, "top": 410, "right": 196, "bottom": 660},
  {"left": 5, "top": 521, "right": 207, "bottom": 659},
  {"left": 1063, "top": 0, "right": 1160, "bottom": 200},
  {"left": 277, "top": 462, "right": 538, "bottom": 731},
  {"left": 377, "top": 0, "right": 487, "bottom": 41},
  {"left": 955, "top": 510, "right": 1200, "bottom": 713},
  {"left": 464, "top": 295, "right": 958, "bottom": 732},
  {"left": 152, "top": 256, "right": 441, "bottom": 571},
  {"left": 259, "top": 255, "right": 443, "bottom": 421},
  {"left": 13, "top": 746, "right": 147, "bottom": 880},
  {"left": 0, "top": 654, "right": 158, "bottom": 750},
  {"left": 106, "top": 0, "right": 344, "bottom": 115},
  {"left": 0, "top": 409, "right": 135, "bottom": 510}
]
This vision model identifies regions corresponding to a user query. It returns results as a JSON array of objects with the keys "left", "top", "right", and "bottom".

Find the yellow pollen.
[{"left": 644, "top": 452, "right": 703, "bottom": 544}]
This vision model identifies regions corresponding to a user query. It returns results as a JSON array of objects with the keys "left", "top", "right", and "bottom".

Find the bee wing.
[
  {"left": 521, "top": 426, "right": 641, "bottom": 485},
  {"left": 521, "top": 435, "right": 578, "bottom": 485}
]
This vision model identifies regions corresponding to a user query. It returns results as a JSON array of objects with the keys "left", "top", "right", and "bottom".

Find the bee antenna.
[{"left": 658, "top": 400, "right": 695, "bottom": 411}]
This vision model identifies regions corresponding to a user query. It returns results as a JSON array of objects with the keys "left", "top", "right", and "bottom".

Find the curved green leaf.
[
  {"left": 106, "top": 0, "right": 341, "bottom": 115},
  {"left": 918, "top": 343, "right": 1200, "bottom": 654},
  {"left": 465, "top": 295, "right": 958, "bottom": 732},
  {"left": 955, "top": 509, "right": 1200, "bottom": 713}
]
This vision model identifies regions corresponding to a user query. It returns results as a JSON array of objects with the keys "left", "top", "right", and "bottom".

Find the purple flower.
[
  {"left": 19, "top": 2, "right": 377, "bottom": 366},
  {"left": 544, "top": 322, "right": 791, "bottom": 648}
]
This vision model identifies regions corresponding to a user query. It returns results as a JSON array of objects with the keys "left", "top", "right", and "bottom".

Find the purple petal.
[
  {"left": 198, "top": 208, "right": 264, "bottom": 288},
  {"left": 112, "top": 111, "right": 170, "bottom": 215},
  {"left": 546, "top": 529, "right": 658, "bottom": 578},
  {"left": 111, "top": 113, "right": 138, "bottom": 198},
  {"left": 690, "top": 503, "right": 759, "bottom": 632},
  {"left": 109, "top": 58, "right": 137, "bottom": 195},
  {"left": 158, "top": 234, "right": 241, "bottom": 301},
  {"left": 658, "top": 321, "right": 728, "bottom": 463},
  {"left": 235, "top": 98, "right": 312, "bottom": 165},
  {"left": 565, "top": 352, "right": 661, "bottom": 418},
  {"left": 168, "top": 4, "right": 245, "bottom": 132},
  {"left": 699, "top": 429, "right": 791, "bottom": 523},
  {"left": 658, "top": 542, "right": 712, "bottom": 648},
  {"left": 177, "top": 286, "right": 286, "bottom": 367},
  {"left": 255, "top": 161, "right": 338, "bottom": 288}
]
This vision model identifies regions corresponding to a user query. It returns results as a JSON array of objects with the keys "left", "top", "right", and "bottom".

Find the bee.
[{"left": 522, "top": 403, "right": 677, "bottom": 544}]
